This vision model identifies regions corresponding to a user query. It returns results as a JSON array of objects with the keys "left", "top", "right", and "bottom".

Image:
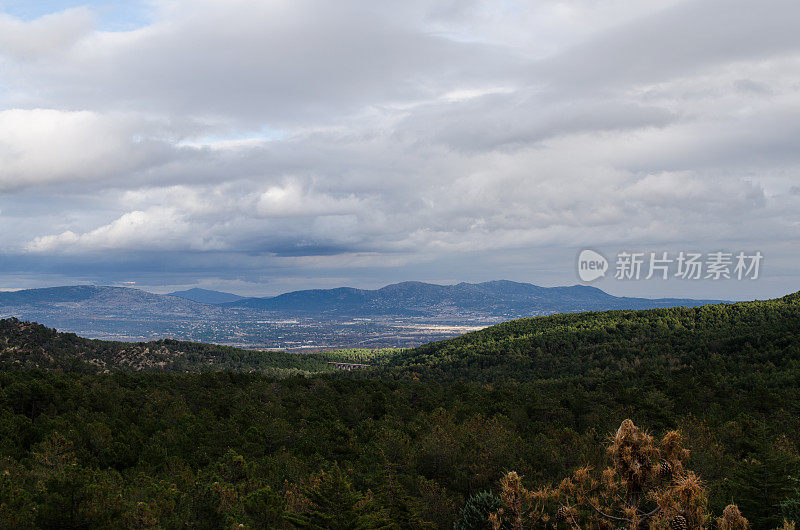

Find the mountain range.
[
  {"left": 220, "top": 280, "right": 722, "bottom": 316},
  {"left": 0, "top": 281, "right": 724, "bottom": 346}
]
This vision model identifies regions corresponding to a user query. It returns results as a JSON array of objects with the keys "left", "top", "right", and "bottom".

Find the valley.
[{"left": 0, "top": 281, "right": 722, "bottom": 349}]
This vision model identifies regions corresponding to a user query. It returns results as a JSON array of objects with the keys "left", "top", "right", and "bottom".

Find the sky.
[{"left": 0, "top": 0, "right": 798, "bottom": 299}]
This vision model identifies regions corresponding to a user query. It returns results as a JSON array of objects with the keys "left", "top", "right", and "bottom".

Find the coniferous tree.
[
  {"left": 286, "top": 463, "right": 391, "bottom": 529},
  {"left": 455, "top": 490, "right": 501, "bottom": 530}
]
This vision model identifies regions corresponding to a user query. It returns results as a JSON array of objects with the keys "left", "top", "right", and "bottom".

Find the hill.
[
  {"left": 0, "top": 285, "right": 214, "bottom": 313},
  {"left": 167, "top": 288, "right": 245, "bottom": 304},
  {"left": 224, "top": 280, "right": 722, "bottom": 316},
  {"left": 385, "top": 292, "right": 800, "bottom": 382},
  {"left": 0, "top": 318, "right": 330, "bottom": 375},
  {"left": 0, "top": 285, "right": 234, "bottom": 341},
  {"left": 0, "top": 285, "right": 226, "bottom": 321},
  {"left": 2, "top": 294, "right": 800, "bottom": 527}
]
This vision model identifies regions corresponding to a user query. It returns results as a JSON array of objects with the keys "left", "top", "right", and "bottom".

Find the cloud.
[
  {"left": 255, "top": 182, "right": 366, "bottom": 218},
  {"left": 1, "top": 0, "right": 800, "bottom": 299},
  {"left": 2, "top": 0, "right": 518, "bottom": 125},
  {"left": 538, "top": 0, "right": 800, "bottom": 92},
  {"left": 24, "top": 181, "right": 374, "bottom": 254},
  {"left": 395, "top": 92, "right": 676, "bottom": 151},
  {"left": 0, "top": 8, "right": 94, "bottom": 60},
  {"left": 0, "top": 109, "right": 178, "bottom": 190},
  {"left": 24, "top": 207, "right": 221, "bottom": 253}
]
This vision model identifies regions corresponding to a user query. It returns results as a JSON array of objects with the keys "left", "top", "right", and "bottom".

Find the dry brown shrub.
[{"left": 490, "top": 420, "right": 750, "bottom": 529}]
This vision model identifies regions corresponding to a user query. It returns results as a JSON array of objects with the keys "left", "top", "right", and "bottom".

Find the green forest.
[{"left": 1, "top": 293, "right": 800, "bottom": 528}]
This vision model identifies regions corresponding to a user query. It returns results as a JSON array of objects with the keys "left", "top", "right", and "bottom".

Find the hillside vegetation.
[
  {"left": 0, "top": 318, "right": 333, "bottom": 375},
  {"left": 0, "top": 295, "right": 799, "bottom": 528},
  {"left": 389, "top": 292, "right": 800, "bottom": 382},
  {"left": 0, "top": 318, "right": 400, "bottom": 375}
]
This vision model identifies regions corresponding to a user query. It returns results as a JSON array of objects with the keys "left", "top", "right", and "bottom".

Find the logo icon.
[{"left": 577, "top": 249, "right": 608, "bottom": 282}]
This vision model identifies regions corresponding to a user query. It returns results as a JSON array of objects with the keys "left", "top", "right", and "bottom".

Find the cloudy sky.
[{"left": 1, "top": 0, "right": 798, "bottom": 299}]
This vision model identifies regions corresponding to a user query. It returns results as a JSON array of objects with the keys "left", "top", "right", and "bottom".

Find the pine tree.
[
  {"left": 286, "top": 463, "right": 391, "bottom": 530},
  {"left": 376, "top": 461, "right": 434, "bottom": 529},
  {"left": 455, "top": 490, "right": 500, "bottom": 530}
]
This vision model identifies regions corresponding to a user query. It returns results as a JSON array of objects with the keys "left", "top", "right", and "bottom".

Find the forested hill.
[
  {"left": 0, "top": 318, "right": 331, "bottom": 375},
  {"left": 1, "top": 296, "right": 800, "bottom": 527},
  {"left": 385, "top": 292, "right": 800, "bottom": 382}
]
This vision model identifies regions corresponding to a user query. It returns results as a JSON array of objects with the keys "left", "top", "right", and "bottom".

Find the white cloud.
[
  {"left": 25, "top": 207, "right": 224, "bottom": 253},
  {"left": 255, "top": 182, "right": 365, "bottom": 218},
  {"left": 0, "top": 109, "right": 177, "bottom": 190},
  {"left": 0, "top": 8, "right": 93, "bottom": 60}
]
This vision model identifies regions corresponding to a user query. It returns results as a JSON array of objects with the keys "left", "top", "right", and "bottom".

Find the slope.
[{"left": 385, "top": 292, "right": 800, "bottom": 382}]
